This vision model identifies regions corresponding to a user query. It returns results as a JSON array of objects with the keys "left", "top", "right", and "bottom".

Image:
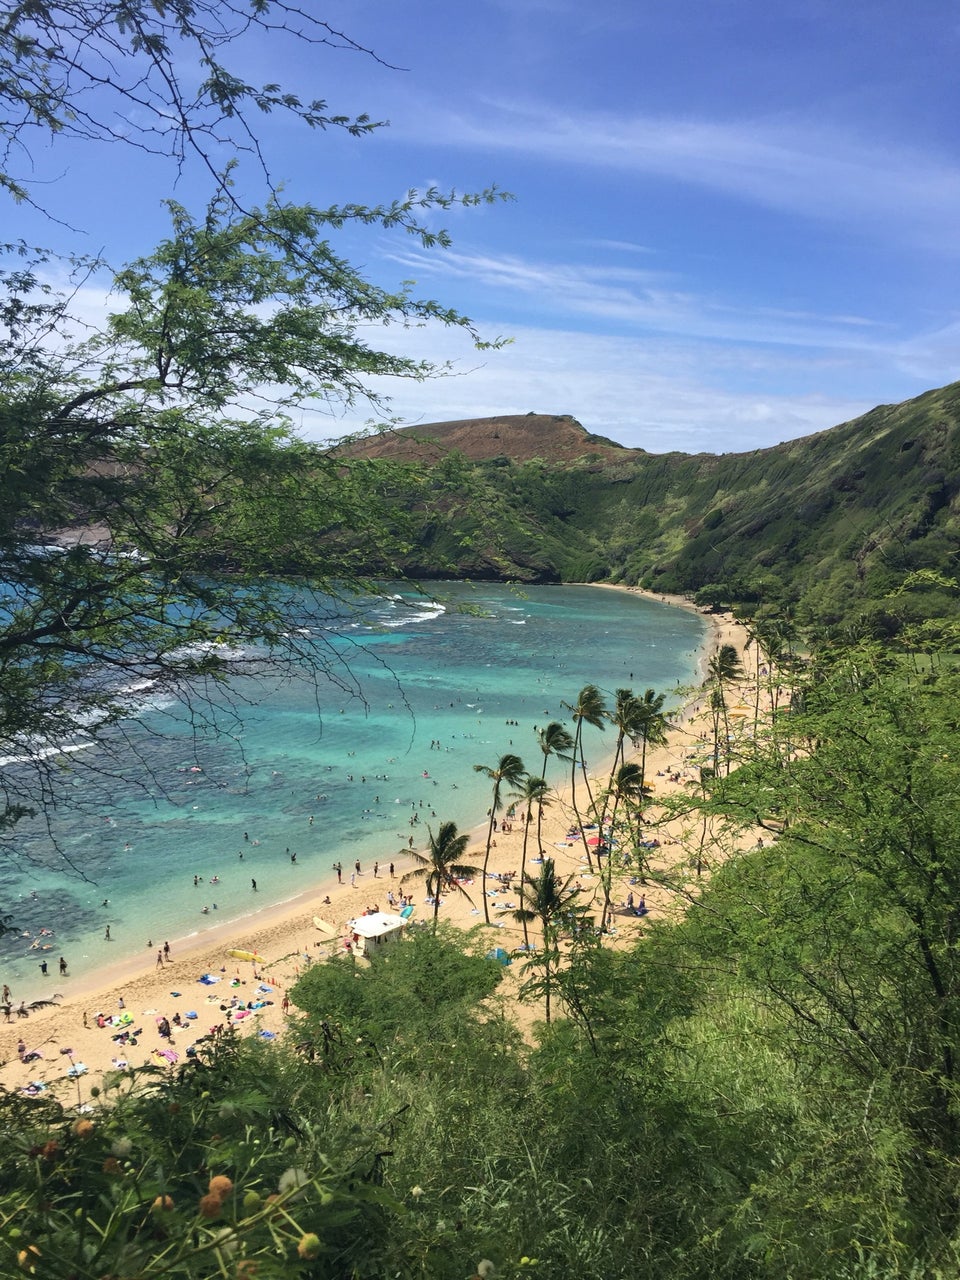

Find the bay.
[{"left": 2, "top": 583, "right": 706, "bottom": 995}]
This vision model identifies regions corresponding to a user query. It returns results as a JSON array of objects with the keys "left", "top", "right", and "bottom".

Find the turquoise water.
[{"left": 1, "top": 583, "right": 705, "bottom": 997}]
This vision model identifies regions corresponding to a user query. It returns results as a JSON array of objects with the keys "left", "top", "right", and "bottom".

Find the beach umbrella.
[
  {"left": 485, "top": 946, "right": 512, "bottom": 965},
  {"left": 227, "top": 949, "right": 265, "bottom": 963}
]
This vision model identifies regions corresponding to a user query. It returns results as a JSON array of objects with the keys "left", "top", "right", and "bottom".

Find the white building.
[{"left": 347, "top": 911, "right": 407, "bottom": 959}]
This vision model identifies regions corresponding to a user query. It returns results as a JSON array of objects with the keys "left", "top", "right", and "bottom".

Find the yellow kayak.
[{"left": 227, "top": 948, "right": 265, "bottom": 963}]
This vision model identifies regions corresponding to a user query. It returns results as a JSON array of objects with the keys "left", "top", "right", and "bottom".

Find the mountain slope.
[{"left": 339, "top": 384, "right": 960, "bottom": 632}]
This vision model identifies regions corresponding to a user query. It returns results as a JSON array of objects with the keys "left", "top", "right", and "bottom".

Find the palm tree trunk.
[
  {"left": 480, "top": 781, "right": 500, "bottom": 925},
  {"left": 518, "top": 809, "right": 532, "bottom": 948},
  {"left": 569, "top": 729, "right": 594, "bottom": 871}
]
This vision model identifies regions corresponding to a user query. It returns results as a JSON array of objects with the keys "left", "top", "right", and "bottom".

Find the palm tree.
[
  {"left": 400, "top": 821, "right": 481, "bottom": 932},
  {"left": 632, "top": 687, "right": 667, "bottom": 786},
  {"left": 510, "top": 857, "right": 585, "bottom": 1023},
  {"left": 707, "top": 644, "right": 743, "bottom": 774},
  {"left": 509, "top": 773, "right": 551, "bottom": 948},
  {"left": 473, "top": 752, "right": 526, "bottom": 923},
  {"left": 535, "top": 720, "right": 573, "bottom": 856},
  {"left": 563, "top": 684, "right": 607, "bottom": 870},
  {"left": 604, "top": 688, "right": 643, "bottom": 815},
  {"left": 600, "top": 762, "right": 648, "bottom": 928}
]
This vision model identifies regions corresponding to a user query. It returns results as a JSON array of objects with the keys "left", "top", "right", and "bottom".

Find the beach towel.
[
  {"left": 111, "top": 1058, "right": 128, "bottom": 1069},
  {"left": 185, "top": 1011, "right": 198, "bottom": 1019},
  {"left": 20, "top": 1082, "right": 46, "bottom": 1097},
  {"left": 258, "top": 1029, "right": 277, "bottom": 1041},
  {"left": 67, "top": 1063, "right": 88, "bottom": 1077},
  {"left": 198, "top": 974, "right": 219, "bottom": 985}
]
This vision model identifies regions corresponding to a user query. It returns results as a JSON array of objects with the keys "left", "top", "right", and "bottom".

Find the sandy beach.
[{"left": 0, "top": 593, "right": 753, "bottom": 1101}]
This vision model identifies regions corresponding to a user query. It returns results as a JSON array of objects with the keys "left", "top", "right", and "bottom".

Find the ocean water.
[{"left": 1, "top": 583, "right": 705, "bottom": 997}]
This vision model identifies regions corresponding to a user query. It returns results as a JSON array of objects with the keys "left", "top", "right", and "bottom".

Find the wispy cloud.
[
  {"left": 400, "top": 101, "right": 960, "bottom": 251},
  {"left": 382, "top": 243, "right": 898, "bottom": 353}
]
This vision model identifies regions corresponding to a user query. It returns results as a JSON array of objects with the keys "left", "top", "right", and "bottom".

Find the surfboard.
[{"left": 313, "top": 917, "right": 336, "bottom": 937}]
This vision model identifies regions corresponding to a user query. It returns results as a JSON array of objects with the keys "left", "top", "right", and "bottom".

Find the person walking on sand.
[
  {"left": 163, "top": 940, "right": 171, "bottom": 960},
  {"left": 156, "top": 949, "right": 164, "bottom": 969}
]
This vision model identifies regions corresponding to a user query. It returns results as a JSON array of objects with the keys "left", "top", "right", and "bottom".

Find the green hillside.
[{"left": 343, "top": 384, "right": 960, "bottom": 635}]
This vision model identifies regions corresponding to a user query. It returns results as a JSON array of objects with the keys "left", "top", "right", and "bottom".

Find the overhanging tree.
[
  {"left": 0, "top": 3, "right": 510, "bottom": 844},
  {"left": 0, "top": 183, "right": 505, "bottom": 838}
]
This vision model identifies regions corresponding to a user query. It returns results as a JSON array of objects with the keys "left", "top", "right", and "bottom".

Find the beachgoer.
[
  {"left": 163, "top": 941, "right": 171, "bottom": 959},
  {"left": 2, "top": 984, "right": 10, "bottom": 1004},
  {"left": 355, "top": 859, "right": 361, "bottom": 875},
  {"left": 156, "top": 949, "right": 164, "bottom": 969},
  {"left": 2, "top": 1005, "right": 10, "bottom": 1023},
  {"left": 39, "top": 960, "right": 48, "bottom": 976},
  {"left": 59, "top": 956, "right": 67, "bottom": 975},
  {"left": 17, "top": 1001, "right": 28, "bottom": 1018},
  {"left": 104, "top": 925, "right": 111, "bottom": 941},
  {"left": 17, "top": 1039, "right": 25, "bottom": 1060},
  {"left": 282, "top": 995, "right": 290, "bottom": 1014},
  {"left": 251, "top": 878, "right": 257, "bottom": 891},
  {"left": 82, "top": 1011, "right": 88, "bottom": 1028},
  {"left": 118, "top": 996, "right": 125, "bottom": 1010},
  {"left": 373, "top": 861, "right": 379, "bottom": 878}
]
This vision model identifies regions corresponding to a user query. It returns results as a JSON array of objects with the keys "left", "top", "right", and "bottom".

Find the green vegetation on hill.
[{"left": 342, "top": 384, "right": 960, "bottom": 638}]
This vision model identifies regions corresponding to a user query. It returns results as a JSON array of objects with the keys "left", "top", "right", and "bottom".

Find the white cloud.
[
  {"left": 399, "top": 100, "right": 960, "bottom": 251},
  {"left": 296, "top": 321, "right": 876, "bottom": 454},
  {"left": 381, "top": 243, "right": 899, "bottom": 353}
]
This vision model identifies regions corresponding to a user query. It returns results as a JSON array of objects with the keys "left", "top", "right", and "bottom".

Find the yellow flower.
[
  {"left": 297, "top": 1233, "right": 321, "bottom": 1260},
  {"left": 71, "top": 1118, "right": 94, "bottom": 1140},
  {"left": 17, "top": 1245, "right": 40, "bottom": 1273}
]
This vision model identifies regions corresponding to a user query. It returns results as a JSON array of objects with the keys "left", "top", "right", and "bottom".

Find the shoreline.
[{"left": 0, "top": 584, "right": 742, "bottom": 1097}]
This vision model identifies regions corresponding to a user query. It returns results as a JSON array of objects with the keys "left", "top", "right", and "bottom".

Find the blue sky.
[{"left": 12, "top": 0, "right": 960, "bottom": 453}]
